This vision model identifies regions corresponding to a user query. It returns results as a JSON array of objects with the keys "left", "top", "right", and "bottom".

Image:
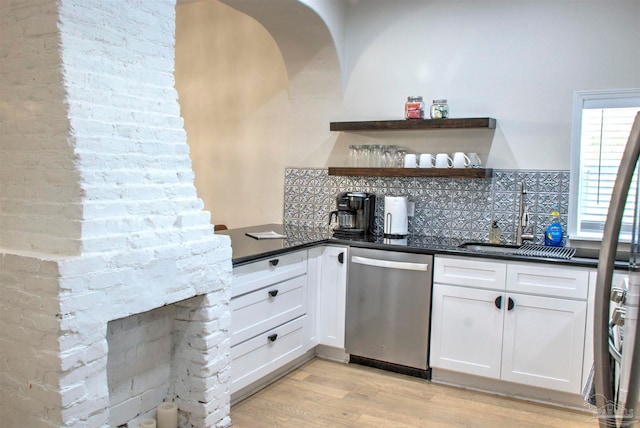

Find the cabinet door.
[
  {"left": 500, "top": 293, "right": 587, "bottom": 394},
  {"left": 317, "top": 246, "right": 348, "bottom": 348},
  {"left": 430, "top": 283, "right": 504, "bottom": 379}
]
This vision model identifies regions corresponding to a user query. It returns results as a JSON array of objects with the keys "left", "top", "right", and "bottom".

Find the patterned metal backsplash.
[{"left": 283, "top": 168, "right": 570, "bottom": 246}]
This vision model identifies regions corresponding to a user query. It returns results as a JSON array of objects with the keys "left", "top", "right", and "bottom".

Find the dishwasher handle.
[{"left": 351, "top": 255, "right": 429, "bottom": 272}]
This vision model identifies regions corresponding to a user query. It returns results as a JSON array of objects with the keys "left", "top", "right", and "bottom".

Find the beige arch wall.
[{"left": 175, "top": 0, "right": 342, "bottom": 229}]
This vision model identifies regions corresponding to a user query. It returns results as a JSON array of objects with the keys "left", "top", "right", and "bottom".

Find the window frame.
[{"left": 568, "top": 88, "right": 640, "bottom": 242}]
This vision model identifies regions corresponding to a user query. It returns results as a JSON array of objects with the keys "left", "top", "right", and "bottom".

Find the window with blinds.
[{"left": 570, "top": 89, "right": 640, "bottom": 241}]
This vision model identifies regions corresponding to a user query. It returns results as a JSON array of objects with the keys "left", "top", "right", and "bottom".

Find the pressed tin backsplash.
[{"left": 283, "top": 168, "right": 570, "bottom": 246}]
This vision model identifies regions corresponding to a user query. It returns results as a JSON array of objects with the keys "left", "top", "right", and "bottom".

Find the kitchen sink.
[{"left": 458, "top": 242, "right": 522, "bottom": 255}]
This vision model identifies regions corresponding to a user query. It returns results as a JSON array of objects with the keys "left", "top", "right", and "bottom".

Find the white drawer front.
[
  {"left": 230, "top": 316, "right": 306, "bottom": 394},
  {"left": 230, "top": 275, "right": 306, "bottom": 346},
  {"left": 506, "top": 263, "right": 590, "bottom": 300},
  {"left": 232, "top": 250, "right": 307, "bottom": 297},
  {"left": 434, "top": 256, "right": 506, "bottom": 291}
]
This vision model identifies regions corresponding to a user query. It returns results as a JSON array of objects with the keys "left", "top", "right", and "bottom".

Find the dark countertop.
[
  {"left": 216, "top": 224, "right": 624, "bottom": 270},
  {"left": 215, "top": 224, "right": 330, "bottom": 265}
]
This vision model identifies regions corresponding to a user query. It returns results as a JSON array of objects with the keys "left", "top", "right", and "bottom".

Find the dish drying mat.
[{"left": 515, "top": 244, "right": 576, "bottom": 260}]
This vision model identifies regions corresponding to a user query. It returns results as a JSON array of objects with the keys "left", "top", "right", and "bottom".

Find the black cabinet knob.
[
  {"left": 269, "top": 259, "right": 279, "bottom": 267},
  {"left": 508, "top": 297, "right": 515, "bottom": 311},
  {"left": 494, "top": 296, "right": 502, "bottom": 309},
  {"left": 338, "top": 252, "right": 344, "bottom": 264},
  {"left": 268, "top": 290, "right": 279, "bottom": 297},
  {"left": 268, "top": 334, "right": 278, "bottom": 342}
]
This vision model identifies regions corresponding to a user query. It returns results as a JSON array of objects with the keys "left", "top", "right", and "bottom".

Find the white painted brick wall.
[
  {"left": 1, "top": 0, "right": 233, "bottom": 427},
  {"left": 107, "top": 306, "right": 174, "bottom": 427},
  {"left": 55, "top": 0, "right": 207, "bottom": 256},
  {"left": 0, "top": 253, "right": 66, "bottom": 428},
  {"left": 171, "top": 294, "right": 232, "bottom": 428},
  {"left": 0, "top": 0, "right": 83, "bottom": 256}
]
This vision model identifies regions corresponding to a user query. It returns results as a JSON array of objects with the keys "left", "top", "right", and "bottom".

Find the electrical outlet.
[{"left": 408, "top": 201, "right": 415, "bottom": 217}]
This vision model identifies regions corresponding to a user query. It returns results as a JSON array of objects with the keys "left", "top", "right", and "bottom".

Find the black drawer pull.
[
  {"left": 338, "top": 252, "right": 344, "bottom": 264},
  {"left": 269, "top": 259, "right": 279, "bottom": 267},
  {"left": 268, "top": 290, "right": 279, "bottom": 297},
  {"left": 508, "top": 297, "right": 515, "bottom": 311},
  {"left": 494, "top": 296, "right": 502, "bottom": 309},
  {"left": 268, "top": 333, "right": 278, "bottom": 342}
]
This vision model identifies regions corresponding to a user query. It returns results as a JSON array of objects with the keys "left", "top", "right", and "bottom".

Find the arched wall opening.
[{"left": 175, "top": 0, "right": 344, "bottom": 229}]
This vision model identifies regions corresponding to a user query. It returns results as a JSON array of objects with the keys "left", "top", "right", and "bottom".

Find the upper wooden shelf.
[
  {"left": 329, "top": 117, "right": 496, "bottom": 132},
  {"left": 328, "top": 167, "right": 493, "bottom": 178}
]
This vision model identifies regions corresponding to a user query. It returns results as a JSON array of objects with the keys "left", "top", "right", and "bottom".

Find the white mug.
[
  {"left": 419, "top": 154, "right": 435, "bottom": 168},
  {"left": 452, "top": 152, "right": 471, "bottom": 168},
  {"left": 435, "top": 153, "right": 453, "bottom": 168},
  {"left": 404, "top": 153, "right": 417, "bottom": 168}
]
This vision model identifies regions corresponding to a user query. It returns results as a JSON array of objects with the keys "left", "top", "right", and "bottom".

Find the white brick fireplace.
[{"left": 0, "top": 1, "right": 233, "bottom": 427}]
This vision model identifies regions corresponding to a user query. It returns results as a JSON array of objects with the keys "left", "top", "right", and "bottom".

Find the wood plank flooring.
[{"left": 230, "top": 358, "right": 598, "bottom": 427}]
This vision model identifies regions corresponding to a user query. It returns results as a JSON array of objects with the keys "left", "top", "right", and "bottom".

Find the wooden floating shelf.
[
  {"left": 330, "top": 117, "right": 496, "bottom": 132},
  {"left": 328, "top": 167, "right": 493, "bottom": 178}
]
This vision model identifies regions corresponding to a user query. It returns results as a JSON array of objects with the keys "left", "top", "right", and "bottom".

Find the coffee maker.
[{"left": 329, "top": 191, "right": 376, "bottom": 238}]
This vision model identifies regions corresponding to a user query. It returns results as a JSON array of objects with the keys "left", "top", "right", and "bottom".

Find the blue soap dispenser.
[{"left": 544, "top": 204, "right": 563, "bottom": 247}]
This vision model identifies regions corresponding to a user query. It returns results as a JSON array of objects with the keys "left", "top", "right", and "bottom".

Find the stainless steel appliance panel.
[
  {"left": 346, "top": 247, "right": 433, "bottom": 370},
  {"left": 593, "top": 112, "right": 640, "bottom": 427}
]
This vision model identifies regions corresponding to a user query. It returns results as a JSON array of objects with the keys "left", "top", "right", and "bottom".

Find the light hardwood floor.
[{"left": 230, "top": 358, "right": 598, "bottom": 427}]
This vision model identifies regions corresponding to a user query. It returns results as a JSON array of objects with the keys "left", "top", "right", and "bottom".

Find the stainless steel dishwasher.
[{"left": 345, "top": 247, "right": 433, "bottom": 376}]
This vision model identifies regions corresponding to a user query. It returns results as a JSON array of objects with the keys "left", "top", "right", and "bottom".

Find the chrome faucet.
[{"left": 516, "top": 182, "right": 534, "bottom": 246}]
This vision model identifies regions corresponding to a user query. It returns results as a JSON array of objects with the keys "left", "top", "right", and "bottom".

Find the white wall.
[
  {"left": 176, "top": 0, "right": 639, "bottom": 228},
  {"left": 299, "top": 0, "right": 347, "bottom": 88},
  {"left": 334, "top": 0, "right": 640, "bottom": 169}
]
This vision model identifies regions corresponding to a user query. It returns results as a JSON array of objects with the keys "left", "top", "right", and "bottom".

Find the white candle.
[
  {"left": 157, "top": 402, "right": 178, "bottom": 428},
  {"left": 140, "top": 419, "right": 156, "bottom": 428}
]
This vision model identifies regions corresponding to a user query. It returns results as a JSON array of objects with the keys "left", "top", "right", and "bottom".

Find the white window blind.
[{"left": 570, "top": 90, "right": 640, "bottom": 241}]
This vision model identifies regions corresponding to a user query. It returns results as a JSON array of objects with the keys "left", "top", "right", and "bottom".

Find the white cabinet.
[
  {"left": 230, "top": 317, "right": 307, "bottom": 394},
  {"left": 506, "top": 263, "right": 589, "bottom": 299},
  {"left": 500, "top": 292, "right": 587, "bottom": 392},
  {"left": 433, "top": 256, "right": 506, "bottom": 291},
  {"left": 431, "top": 283, "right": 504, "bottom": 379},
  {"left": 431, "top": 256, "right": 592, "bottom": 394},
  {"left": 230, "top": 274, "right": 306, "bottom": 347},
  {"left": 316, "top": 246, "right": 348, "bottom": 349},
  {"left": 231, "top": 251, "right": 307, "bottom": 298},
  {"left": 229, "top": 250, "right": 310, "bottom": 394},
  {"left": 229, "top": 245, "right": 348, "bottom": 395}
]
